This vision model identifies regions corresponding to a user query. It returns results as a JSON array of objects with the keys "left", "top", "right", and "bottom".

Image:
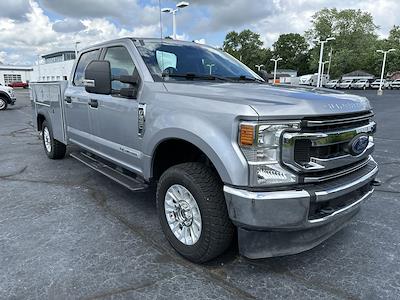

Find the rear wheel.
[
  {"left": 156, "top": 162, "right": 234, "bottom": 263},
  {"left": 0, "top": 97, "right": 7, "bottom": 111},
  {"left": 42, "top": 120, "right": 66, "bottom": 159}
]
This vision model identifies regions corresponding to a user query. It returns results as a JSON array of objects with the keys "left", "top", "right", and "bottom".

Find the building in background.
[
  {"left": 341, "top": 70, "right": 374, "bottom": 81},
  {"left": 388, "top": 71, "right": 400, "bottom": 80},
  {"left": 0, "top": 65, "right": 33, "bottom": 86},
  {"left": 275, "top": 69, "right": 298, "bottom": 78},
  {"left": 31, "top": 50, "right": 76, "bottom": 82}
]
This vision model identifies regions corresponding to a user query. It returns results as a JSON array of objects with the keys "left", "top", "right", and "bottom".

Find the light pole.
[
  {"left": 255, "top": 64, "right": 264, "bottom": 72},
  {"left": 327, "top": 48, "right": 333, "bottom": 78},
  {"left": 37, "top": 54, "right": 41, "bottom": 82},
  {"left": 161, "top": 2, "right": 189, "bottom": 39},
  {"left": 320, "top": 60, "right": 329, "bottom": 87},
  {"left": 270, "top": 58, "right": 282, "bottom": 85},
  {"left": 206, "top": 63, "right": 215, "bottom": 75},
  {"left": 376, "top": 48, "right": 396, "bottom": 95},
  {"left": 314, "top": 37, "right": 335, "bottom": 88},
  {"left": 74, "top": 41, "right": 80, "bottom": 58}
]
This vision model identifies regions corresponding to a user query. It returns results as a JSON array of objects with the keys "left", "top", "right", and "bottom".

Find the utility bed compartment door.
[{"left": 31, "top": 81, "right": 68, "bottom": 144}]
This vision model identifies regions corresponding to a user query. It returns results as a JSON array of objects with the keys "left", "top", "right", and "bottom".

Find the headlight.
[
  {"left": 239, "top": 121, "right": 300, "bottom": 186},
  {"left": 7, "top": 89, "right": 14, "bottom": 97}
]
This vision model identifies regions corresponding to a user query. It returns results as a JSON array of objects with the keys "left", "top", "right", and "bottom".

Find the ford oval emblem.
[{"left": 349, "top": 135, "right": 369, "bottom": 156}]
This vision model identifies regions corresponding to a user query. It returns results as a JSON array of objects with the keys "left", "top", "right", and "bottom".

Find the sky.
[{"left": 0, "top": 0, "right": 399, "bottom": 65}]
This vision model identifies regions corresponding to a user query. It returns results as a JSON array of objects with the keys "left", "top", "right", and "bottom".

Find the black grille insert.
[{"left": 308, "top": 183, "right": 372, "bottom": 220}]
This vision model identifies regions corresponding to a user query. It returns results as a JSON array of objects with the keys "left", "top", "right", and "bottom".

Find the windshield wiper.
[
  {"left": 228, "top": 75, "right": 264, "bottom": 83},
  {"left": 162, "top": 72, "right": 234, "bottom": 82}
]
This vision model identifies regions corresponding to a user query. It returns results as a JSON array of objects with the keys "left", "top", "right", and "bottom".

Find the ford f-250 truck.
[{"left": 31, "top": 38, "right": 378, "bottom": 263}]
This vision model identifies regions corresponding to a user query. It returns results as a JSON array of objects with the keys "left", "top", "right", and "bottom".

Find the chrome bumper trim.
[
  {"left": 304, "top": 156, "right": 372, "bottom": 183},
  {"left": 309, "top": 189, "right": 374, "bottom": 224},
  {"left": 223, "top": 186, "right": 310, "bottom": 201},
  {"left": 314, "top": 165, "right": 378, "bottom": 202}
]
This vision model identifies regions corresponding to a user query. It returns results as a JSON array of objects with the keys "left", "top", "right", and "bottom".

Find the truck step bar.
[{"left": 70, "top": 152, "right": 148, "bottom": 191}]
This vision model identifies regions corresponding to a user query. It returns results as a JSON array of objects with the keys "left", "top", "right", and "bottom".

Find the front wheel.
[
  {"left": 0, "top": 97, "right": 8, "bottom": 111},
  {"left": 156, "top": 163, "right": 234, "bottom": 263},
  {"left": 42, "top": 120, "right": 66, "bottom": 159}
]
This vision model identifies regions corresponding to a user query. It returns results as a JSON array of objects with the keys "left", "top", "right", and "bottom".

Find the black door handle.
[
  {"left": 88, "top": 99, "right": 98, "bottom": 108},
  {"left": 65, "top": 96, "right": 72, "bottom": 103}
]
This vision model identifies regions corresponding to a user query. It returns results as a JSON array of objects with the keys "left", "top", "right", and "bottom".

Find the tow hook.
[
  {"left": 320, "top": 207, "right": 335, "bottom": 215},
  {"left": 372, "top": 180, "right": 381, "bottom": 186}
]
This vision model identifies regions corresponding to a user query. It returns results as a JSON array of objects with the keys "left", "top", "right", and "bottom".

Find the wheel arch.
[
  {"left": 149, "top": 134, "right": 232, "bottom": 184},
  {"left": 0, "top": 91, "right": 11, "bottom": 102},
  {"left": 36, "top": 113, "right": 47, "bottom": 131}
]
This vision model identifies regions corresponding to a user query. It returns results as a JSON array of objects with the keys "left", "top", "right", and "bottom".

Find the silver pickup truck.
[{"left": 31, "top": 38, "right": 378, "bottom": 263}]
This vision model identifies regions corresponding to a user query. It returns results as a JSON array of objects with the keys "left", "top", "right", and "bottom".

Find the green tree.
[
  {"left": 272, "top": 33, "right": 310, "bottom": 75},
  {"left": 381, "top": 26, "right": 400, "bottom": 75},
  {"left": 306, "top": 8, "right": 379, "bottom": 78},
  {"left": 223, "top": 29, "right": 271, "bottom": 72}
]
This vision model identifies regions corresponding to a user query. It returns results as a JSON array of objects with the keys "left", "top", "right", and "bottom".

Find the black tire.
[
  {"left": 156, "top": 162, "right": 234, "bottom": 263},
  {"left": 42, "top": 120, "right": 66, "bottom": 159},
  {"left": 0, "top": 97, "right": 8, "bottom": 111}
]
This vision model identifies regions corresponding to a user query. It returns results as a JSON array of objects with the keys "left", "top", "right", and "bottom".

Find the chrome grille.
[{"left": 282, "top": 111, "right": 376, "bottom": 181}]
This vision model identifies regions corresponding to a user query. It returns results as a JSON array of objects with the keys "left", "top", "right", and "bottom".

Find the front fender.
[
  {"left": 143, "top": 116, "right": 249, "bottom": 186},
  {"left": 0, "top": 91, "right": 11, "bottom": 103}
]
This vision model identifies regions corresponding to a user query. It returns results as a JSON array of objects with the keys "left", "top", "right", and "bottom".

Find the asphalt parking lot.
[{"left": 1, "top": 88, "right": 399, "bottom": 299}]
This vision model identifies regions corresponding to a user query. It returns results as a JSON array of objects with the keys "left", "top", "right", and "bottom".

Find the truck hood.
[
  {"left": 0, "top": 86, "right": 13, "bottom": 93},
  {"left": 163, "top": 82, "right": 371, "bottom": 118}
]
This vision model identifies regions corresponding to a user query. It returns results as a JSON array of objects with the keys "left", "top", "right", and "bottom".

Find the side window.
[
  {"left": 104, "top": 46, "right": 136, "bottom": 90},
  {"left": 156, "top": 50, "right": 177, "bottom": 73},
  {"left": 73, "top": 49, "right": 100, "bottom": 86}
]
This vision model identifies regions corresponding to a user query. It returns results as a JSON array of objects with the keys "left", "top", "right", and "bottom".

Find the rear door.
[
  {"left": 64, "top": 48, "right": 100, "bottom": 149},
  {"left": 88, "top": 44, "right": 144, "bottom": 174}
]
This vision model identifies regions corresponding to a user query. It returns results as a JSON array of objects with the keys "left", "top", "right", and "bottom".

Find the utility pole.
[{"left": 376, "top": 49, "right": 396, "bottom": 95}]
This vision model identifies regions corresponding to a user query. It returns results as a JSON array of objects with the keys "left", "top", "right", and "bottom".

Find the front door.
[
  {"left": 89, "top": 45, "right": 144, "bottom": 175},
  {"left": 64, "top": 48, "right": 100, "bottom": 150}
]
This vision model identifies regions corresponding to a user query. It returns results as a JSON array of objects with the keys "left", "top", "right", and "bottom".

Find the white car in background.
[
  {"left": 351, "top": 79, "right": 370, "bottom": 90},
  {"left": 390, "top": 79, "right": 400, "bottom": 89},
  {"left": 370, "top": 79, "right": 389, "bottom": 89},
  {"left": 0, "top": 83, "right": 16, "bottom": 110},
  {"left": 325, "top": 79, "right": 339, "bottom": 89},
  {"left": 338, "top": 79, "right": 353, "bottom": 89}
]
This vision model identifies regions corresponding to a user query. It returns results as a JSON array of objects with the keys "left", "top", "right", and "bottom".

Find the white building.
[
  {"left": 31, "top": 50, "right": 76, "bottom": 82},
  {"left": 0, "top": 65, "right": 33, "bottom": 85}
]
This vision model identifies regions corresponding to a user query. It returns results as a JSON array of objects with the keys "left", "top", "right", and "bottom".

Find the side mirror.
[
  {"left": 112, "top": 74, "right": 140, "bottom": 99},
  {"left": 84, "top": 60, "right": 111, "bottom": 94}
]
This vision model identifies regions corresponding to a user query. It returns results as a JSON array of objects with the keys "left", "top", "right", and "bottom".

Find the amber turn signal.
[{"left": 239, "top": 124, "right": 255, "bottom": 146}]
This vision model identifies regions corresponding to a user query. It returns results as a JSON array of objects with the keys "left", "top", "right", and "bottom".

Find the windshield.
[{"left": 134, "top": 40, "right": 263, "bottom": 82}]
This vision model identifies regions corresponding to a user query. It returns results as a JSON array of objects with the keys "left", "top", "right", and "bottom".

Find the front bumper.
[
  {"left": 8, "top": 97, "right": 16, "bottom": 105},
  {"left": 223, "top": 159, "right": 378, "bottom": 259}
]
